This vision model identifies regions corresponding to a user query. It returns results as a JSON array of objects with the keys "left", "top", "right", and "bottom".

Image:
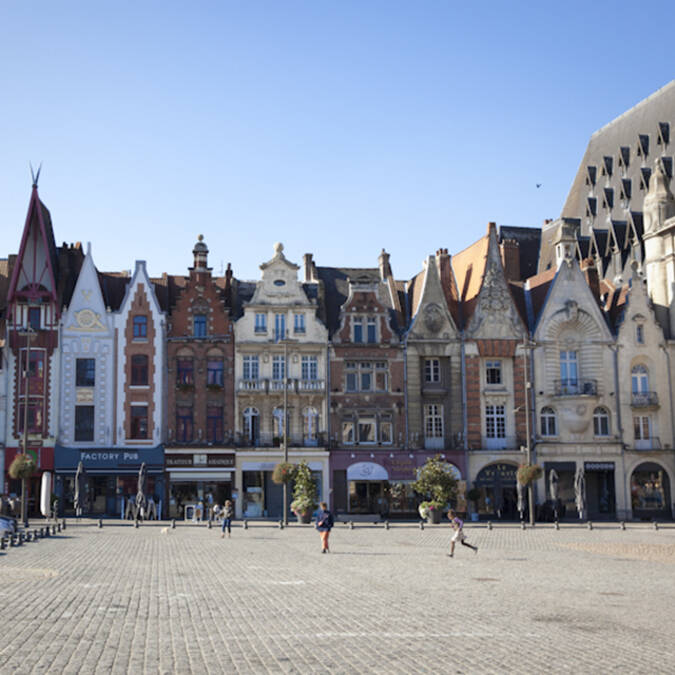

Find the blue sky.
[{"left": 1, "top": 1, "right": 674, "bottom": 281}]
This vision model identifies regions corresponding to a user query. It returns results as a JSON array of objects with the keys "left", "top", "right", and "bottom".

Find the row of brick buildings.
[{"left": 2, "top": 84, "right": 675, "bottom": 521}]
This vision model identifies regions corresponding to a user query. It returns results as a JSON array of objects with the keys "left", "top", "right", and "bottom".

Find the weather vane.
[{"left": 30, "top": 161, "right": 43, "bottom": 188}]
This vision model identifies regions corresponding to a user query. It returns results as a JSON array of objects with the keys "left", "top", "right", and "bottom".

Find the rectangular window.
[
  {"left": 131, "top": 355, "right": 149, "bottom": 386},
  {"left": 380, "top": 416, "right": 393, "bottom": 444},
  {"left": 353, "top": 317, "right": 363, "bottom": 343},
  {"left": 207, "top": 359, "right": 224, "bottom": 386},
  {"left": 207, "top": 406, "right": 224, "bottom": 443},
  {"left": 176, "top": 407, "right": 193, "bottom": 442},
  {"left": 425, "top": 404, "right": 444, "bottom": 438},
  {"left": 485, "top": 405, "right": 506, "bottom": 438},
  {"left": 636, "top": 324, "right": 644, "bottom": 344},
  {"left": 360, "top": 362, "right": 372, "bottom": 392},
  {"left": 176, "top": 358, "right": 194, "bottom": 385},
  {"left": 301, "top": 355, "right": 318, "bottom": 380},
  {"left": 28, "top": 307, "right": 41, "bottom": 331},
  {"left": 358, "top": 418, "right": 376, "bottom": 444},
  {"left": 133, "top": 315, "right": 147, "bottom": 339},
  {"left": 367, "top": 317, "right": 377, "bottom": 343},
  {"left": 560, "top": 351, "right": 578, "bottom": 388},
  {"left": 486, "top": 360, "right": 502, "bottom": 385},
  {"left": 130, "top": 406, "right": 148, "bottom": 439},
  {"left": 74, "top": 406, "right": 95, "bottom": 441},
  {"left": 342, "top": 421, "right": 355, "bottom": 444},
  {"left": 634, "top": 416, "right": 651, "bottom": 440},
  {"left": 425, "top": 359, "right": 441, "bottom": 383},
  {"left": 274, "top": 313, "right": 286, "bottom": 342},
  {"left": 243, "top": 355, "right": 259, "bottom": 380},
  {"left": 19, "top": 401, "right": 43, "bottom": 434},
  {"left": 294, "top": 314, "right": 305, "bottom": 333},
  {"left": 193, "top": 314, "right": 207, "bottom": 337},
  {"left": 76, "top": 358, "right": 96, "bottom": 387},
  {"left": 255, "top": 313, "right": 267, "bottom": 333},
  {"left": 375, "top": 362, "right": 388, "bottom": 391},
  {"left": 345, "top": 362, "right": 358, "bottom": 392},
  {"left": 272, "top": 355, "right": 286, "bottom": 381}
]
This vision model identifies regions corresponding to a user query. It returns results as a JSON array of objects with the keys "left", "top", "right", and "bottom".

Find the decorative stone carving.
[
  {"left": 69, "top": 308, "right": 105, "bottom": 332},
  {"left": 479, "top": 262, "right": 510, "bottom": 314},
  {"left": 422, "top": 303, "right": 444, "bottom": 334}
]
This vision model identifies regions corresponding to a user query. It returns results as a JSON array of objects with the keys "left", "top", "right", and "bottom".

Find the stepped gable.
[{"left": 562, "top": 80, "right": 675, "bottom": 230}]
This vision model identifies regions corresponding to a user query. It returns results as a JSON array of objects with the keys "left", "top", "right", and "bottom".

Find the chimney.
[
  {"left": 580, "top": 258, "right": 601, "bottom": 304},
  {"left": 500, "top": 239, "right": 520, "bottom": 281},
  {"left": 378, "top": 248, "right": 391, "bottom": 281},
  {"left": 303, "top": 253, "right": 317, "bottom": 282}
]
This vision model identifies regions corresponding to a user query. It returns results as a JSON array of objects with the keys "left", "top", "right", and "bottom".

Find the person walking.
[
  {"left": 447, "top": 509, "right": 477, "bottom": 557},
  {"left": 221, "top": 499, "right": 234, "bottom": 538},
  {"left": 316, "top": 501, "right": 334, "bottom": 553}
]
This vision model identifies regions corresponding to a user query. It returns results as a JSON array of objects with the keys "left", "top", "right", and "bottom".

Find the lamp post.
[
  {"left": 523, "top": 339, "right": 535, "bottom": 527},
  {"left": 278, "top": 331, "right": 298, "bottom": 526},
  {"left": 18, "top": 325, "right": 36, "bottom": 527}
]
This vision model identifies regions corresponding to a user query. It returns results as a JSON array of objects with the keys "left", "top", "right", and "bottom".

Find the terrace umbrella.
[
  {"left": 574, "top": 466, "right": 585, "bottom": 520},
  {"left": 74, "top": 461, "right": 87, "bottom": 517},
  {"left": 136, "top": 462, "right": 147, "bottom": 520},
  {"left": 516, "top": 480, "right": 525, "bottom": 521},
  {"left": 549, "top": 469, "right": 560, "bottom": 520}
]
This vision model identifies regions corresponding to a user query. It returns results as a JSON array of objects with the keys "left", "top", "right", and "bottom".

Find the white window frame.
[{"left": 425, "top": 359, "right": 441, "bottom": 383}]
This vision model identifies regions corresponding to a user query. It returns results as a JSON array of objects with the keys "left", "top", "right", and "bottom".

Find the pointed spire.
[{"left": 644, "top": 159, "right": 675, "bottom": 233}]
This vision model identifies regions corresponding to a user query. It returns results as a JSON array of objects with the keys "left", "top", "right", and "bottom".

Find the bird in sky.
[{"left": 536, "top": 183, "right": 542, "bottom": 188}]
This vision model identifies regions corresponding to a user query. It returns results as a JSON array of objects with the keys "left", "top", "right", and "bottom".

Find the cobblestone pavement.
[{"left": 1, "top": 521, "right": 675, "bottom": 674}]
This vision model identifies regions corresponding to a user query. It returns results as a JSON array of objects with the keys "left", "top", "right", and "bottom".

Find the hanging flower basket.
[
  {"left": 9, "top": 454, "right": 37, "bottom": 480},
  {"left": 517, "top": 464, "right": 543, "bottom": 486},
  {"left": 272, "top": 462, "right": 295, "bottom": 485}
]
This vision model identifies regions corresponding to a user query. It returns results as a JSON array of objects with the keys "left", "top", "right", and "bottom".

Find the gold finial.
[{"left": 198, "top": 234, "right": 204, "bottom": 242}]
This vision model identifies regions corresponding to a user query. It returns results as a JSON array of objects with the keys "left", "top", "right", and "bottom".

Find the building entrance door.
[{"left": 349, "top": 481, "right": 385, "bottom": 513}]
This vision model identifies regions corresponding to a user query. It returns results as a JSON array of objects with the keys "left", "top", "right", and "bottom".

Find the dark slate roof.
[
  {"left": 561, "top": 80, "right": 675, "bottom": 232},
  {"left": 498, "top": 225, "right": 542, "bottom": 280},
  {"left": 56, "top": 244, "right": 85, "bottom": 308},
  {"left": 98, "top": 272, "right": 131, "bottom": 311}
]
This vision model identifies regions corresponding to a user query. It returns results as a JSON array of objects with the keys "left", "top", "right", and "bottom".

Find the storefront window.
[
  {"left": 243, "top": 471, "right": 265, "bottom": 517},
  {"left": 631, "top": 464, "right": 670, "bottom": 513}
]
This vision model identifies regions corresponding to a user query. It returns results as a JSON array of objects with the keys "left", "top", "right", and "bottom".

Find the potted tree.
[
  {"left": 290, "top": 460, "right": 318, "bottom": 524},
  {"left": 412, "top": 455, "right": 457, "bottom": 524},
  {"left": 9, "top": 453, "right": 37, "bottom": 525}
]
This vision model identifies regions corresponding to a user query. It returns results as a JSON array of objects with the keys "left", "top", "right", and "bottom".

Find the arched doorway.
[
  {"left": 474, "top": 462, "right": 518, "bottom": 520},
  {"left": 631, "top": 462, "right": 672, "bottom": 520},
  {"left": 347, "top": 462, "right": 389, "bottom": 514}
]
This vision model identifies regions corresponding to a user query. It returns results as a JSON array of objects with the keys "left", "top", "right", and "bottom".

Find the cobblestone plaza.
[{"left": 1, "top": 521, "right": 675, "bottom": 674}]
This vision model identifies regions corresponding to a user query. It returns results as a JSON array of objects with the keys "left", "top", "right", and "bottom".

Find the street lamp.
[
  {"left": 522, "top": 338, "right": 535, "bottom": 527},
  {"left": 18, "top": 325, "right": 36, "bottom": 527},
  {"left": 277, "top": 331, "right": 298, "bottom": 526}
]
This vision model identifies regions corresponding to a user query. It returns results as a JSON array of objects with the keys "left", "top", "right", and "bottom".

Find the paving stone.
[{"left": 0, "top": 521, "right": 674, "bottom": 673}]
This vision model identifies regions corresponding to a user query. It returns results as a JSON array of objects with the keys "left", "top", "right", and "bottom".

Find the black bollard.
[
  {"left": 654, "top": 521, "right": 659, "bottom": 531},
  {"left": 350, "top": 521, "right": 355, "bottom": 530},
  {"left": 18, "top": 533, "right": 24, "bottom": 545},
  {"left": 52, "top": 525, "right": 57, "bottom": 535},
  {"left": 278, "top": 520, "right": 284, "bottom": 529},
  {"left": 554, "top": 521, "right": 560, "bottom": 530},
  {"left": 419, "top": 520, "right": 424, "bottom": 530},
  {"left": 620, "top": 521, "right": 626, "bottom": 530},
  {"left": 487, "top": 521, "right": 493, "bottom": 530},
  {"left": 57, "top": 523, "right": 62, "bottom": 532},
  {"left": 0, "top": 537, "right": 6, "bottom": 550},
  {"left": 208, "top": 519, "right": 212, "bottom": 529},
  {"left": 134, "top": 519, "right": 139, "bottom": 528},
  {"left": 385, "top": 520, "right": 390, "bottom": 530},
  {"left": 10, "top": 535, "right": 16, "bottom": 547},
  {"left": 587, "top": 521, "right": 593, "bottom": 530},
  {"left": 243, "top": 520, "right": 248, "bottom": 530},
  {"left": 33, "top": 529, "right": 39, "bottom": 542},
  {"left": 62, "top": 519, "right": 66, "bottom": 531},
  {"left": 521, "top": 521, "right": 526, "bottom": 530},
  {"left": 171, "top": 519, "right": 176, "bottom": 529}
]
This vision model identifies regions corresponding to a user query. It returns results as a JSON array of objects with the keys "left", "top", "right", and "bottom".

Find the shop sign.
[
  {"left": 475, "top": 462, "right": 517, "bottom": 486},
  {"left": 585, "top": 462, "right": 615, "bottom": 472},
  {"left": 208, "top": 455, "right": 235, "bottom": 467},
  {"left": 54, "top": 444, "right": 164, "bottom": 470},
  {"left": 166, "top": 454, "right": 194, "bottom": 467},
  {"left": 384, "top": 457, "right": 417, "bottom": 480}
]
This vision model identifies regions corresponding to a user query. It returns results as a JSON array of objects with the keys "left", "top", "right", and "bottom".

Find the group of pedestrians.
[{"left": 212, "top": 500, "right": 475, "bottom": 557}]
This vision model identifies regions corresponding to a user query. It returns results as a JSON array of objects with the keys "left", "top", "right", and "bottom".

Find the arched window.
[
  {"left": 242, "top": 407, "right": 259, "bottom": 445},
  {"left": 303, "top": 407, "right": 319, "bottom": 445},
  {"left": 631, "top": 365, "right": 649, "bottom": 393},
  {"left": 273, "top": 407, "right": 289, "bottom": 439},
  {"left": 540, "top": 407, "right": 557, "bottom": 437},
  {"left": 593, "top": 407, "right": 610, "bottom": 436}
]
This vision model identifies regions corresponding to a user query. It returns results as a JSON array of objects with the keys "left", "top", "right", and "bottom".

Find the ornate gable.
[
  {"left": 249, "top": 243, "right": 312, "bottom": 307},
  {"left": 62, "top": 244, "right": 112, "bottom": 335},
  {"left": 408, "top": 256, "right": 458, "bottom": 340},
  {"left": 466, "top": 228, "right": 525, "bottom": 339}
]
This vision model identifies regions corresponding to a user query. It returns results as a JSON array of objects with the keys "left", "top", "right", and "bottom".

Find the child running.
[{"left": 447, "top": 509, "right": 478, "bottom": 557}]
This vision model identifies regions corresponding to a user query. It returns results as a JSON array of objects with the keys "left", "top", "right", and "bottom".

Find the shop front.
[
  {"left": 584, "top": 461, "right": 616, "bottom": 518},
  {"left": 330, "top": 449, "right": 465, "bottom": 517},
  {"left": 166, "top": 450, "right": 235, "bottom": 520},
  {"left": 472, "top": 462, "right": 519, "bottom": 520},
  {"left": 4, "top": 446, "right": 54, "bottom": 517},
  {"left": 54, "top": 445, "right": 165, "bottom": 518},
  {"left": 630, "top": 461, "right": 672, "bottom": 520},
  {"left": 544, "top": 461, "right": 576, "bottom": 518},
  {"left": 236, "top": 450, "right": 329, "bottom": 519}
]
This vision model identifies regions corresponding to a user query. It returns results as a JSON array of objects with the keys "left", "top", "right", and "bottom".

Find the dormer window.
[
  {"left": 657, "top": 122, "right": 670, "bottom": 146},
  {"left": 639, "top": 167, "right": 652, "bottom": 190},
  {"left": 133, "top": 315, "right": 147, "bottom": 339},
  {"left": 602, "top": 188, "right": 614, "bottom": 210},
  {"left": 602, "top": 156, "right": 613, "bottom": 177},
  {"left": 660, "top": 156, "right": 673, "bottom": 179},
  {"left": 636, "top": 134, "right": 649, "bottom": 158},
  {"left": 586, "top": 197, "right": 597, "bottom": 217},
  {"left": 273, "top": 279, "right": 286, "bottom": 286},
  {"left": 618, "top": 146, "right": 630, "bottom": 171},
  {"left": 254, "top": 313, "right": 267, "bottom": 333},
  {"left": 367, "top": 317, "right": 377, "bottom": 343},
  {"left": 585, "top": 166, "right": 596, "bottom": 187},
  {"left": 353, "top": 317, "right": 364, "bottom": 343},
  {"left": 620, "top": 179, "right": 632, "bottom": 203},
  {"left": 294, "top": 313, "right": 305, "bottom": 334},
  {"left": 28, "top": 307, "right": 41, "bottom": 331}
]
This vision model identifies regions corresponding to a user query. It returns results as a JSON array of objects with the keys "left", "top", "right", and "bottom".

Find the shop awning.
[
  {"left": 169, "top": 471, "right": 232, "bottom": 482},
  {"left": 347, "top": 461, "right": 389, "bottom": 481}
]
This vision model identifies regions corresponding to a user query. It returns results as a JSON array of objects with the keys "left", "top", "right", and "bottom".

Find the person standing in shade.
[
  {"left": 447, "top": 509, "right": 478, "bottom": 557},
  {"left": 221, "top": 499, "right": 233, "bottom": 538},
  {"left": 316, "top": 501, "right": 334, "bottom": 553}
]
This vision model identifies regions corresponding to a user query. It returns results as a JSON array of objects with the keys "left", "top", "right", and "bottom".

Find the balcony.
[
  {"left": 297, "top": 379, "right": 325, "bottom": 392},
  {"left": 238, "top": 379, "right": 265, "bottom": 392},
  {"left": 234, "top": 431, "right": 327, "bottom": 448},
  {"left": 553, "top": 379, "right": 597, "bottom": 396},
  {"left": 631, "top": 392, "right": 659, "bottom": 408},
  {"left": 634, "top": 437, "right": 662, "bottom": 451},
  {"left": 269, "top": 380, "right": 293, "bottom": 392}
]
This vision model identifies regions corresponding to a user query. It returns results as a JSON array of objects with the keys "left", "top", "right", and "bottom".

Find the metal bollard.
[
  {"left": 385, "top": 520, "right": 390, "bottom": 530},
  {"left": 57, "top": 523, "right": 61, "bottom": 533},
  {"left": 620, "top": 521, "right": 626, "bottom": 530},
  {"left": 587, "top": 521, "right": 593, "bottom": 530},
  {"left": 521, "top": 521, "right": 526, "bottom": 530},
  {"left": 278, "top": 520, "right": 284, "bottom": 529},
  {"left": 171, "top": 519, "right": 176, "bottom": 529},
  {"left": 18, "top": 533, "right": 24, "bottom": 545},
  {"left": 10, "top": 535, "right": 16, "bottom": 547},
  {"left": 350, "top": 521, "right": 355, "bottom": 530},
  {"left": 419, "top": 520, "right": 424, "bottom": 530},
  {"left": 208, "top": 519, "right": 212, "bottom": 529},
  {"left": 98, "top": 519, "right": 103, "bottom": 529},
  {"left": 0, "top": 537, "right": 6, "bottom": 550},
  {"left": 554, "top": 521, "right": 560, "bottom": 530},
  {"left": 134, "top": 520, "right": 139, "bottom": 528},
  {"left": 243, "top": 520, "right": 248, "bottom": 530},
  {"left": 62, "top": 519, "right": 66, "bottom": 531},
  {"left": 52, "top": 525, "right": 57, "bottom": 535},
  {"left": 487, "top": 521, "right": 493, "bottom": 530},
  {"left": 33, "top": 529, "right": 39, "bottom": 542},
  {"left": 654, "top": 521, "right": 659, "bottom": 531}
]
